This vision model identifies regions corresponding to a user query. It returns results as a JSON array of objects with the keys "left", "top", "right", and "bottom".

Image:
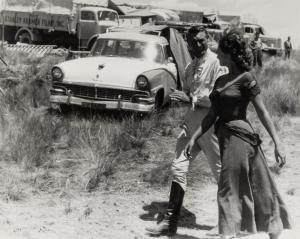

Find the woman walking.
[{"left": 185, "top": 29, "right": 292, "bottom": 239}]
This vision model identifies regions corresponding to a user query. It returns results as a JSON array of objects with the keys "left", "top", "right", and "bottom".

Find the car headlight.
[
  {"left": 52, "top": 67, "right": 64, "bottom": 81},
  {"left": 136, "top": 76, "right": 149, "bottom": 91}
]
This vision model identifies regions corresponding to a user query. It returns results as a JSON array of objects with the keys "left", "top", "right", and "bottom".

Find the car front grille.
[{"left": 53, "top": 83, "right": 149, "bottom": 102}]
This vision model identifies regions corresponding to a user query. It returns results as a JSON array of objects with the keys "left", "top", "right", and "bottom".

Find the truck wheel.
[{"left": 17, "top": 32, "right": 32, "bottom": 44}]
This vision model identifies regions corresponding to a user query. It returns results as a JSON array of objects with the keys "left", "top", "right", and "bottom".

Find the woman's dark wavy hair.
[{"left": 219, "top": 28, "right": 253, "bottom": 71}]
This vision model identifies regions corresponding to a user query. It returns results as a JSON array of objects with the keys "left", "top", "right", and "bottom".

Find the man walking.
[
  {"left": 284, "top": 36, "right": 292, "bottom": 59},
  {"left": 249, "top": 31, "right": 263, "bottom": 68},
  {"left": 146, "top": 26, "right": 228, "bottom": 237}
]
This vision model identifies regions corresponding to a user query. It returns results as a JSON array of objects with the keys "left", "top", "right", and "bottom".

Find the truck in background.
[
  {"left": 242, "top": 23, "right": 282, "bottom": 56},
  {"left": 0, "top": 4, "right": 119, "bottom": 50},
  {"left": 202, "top": 13, "right": 282, "bottom": 56}
]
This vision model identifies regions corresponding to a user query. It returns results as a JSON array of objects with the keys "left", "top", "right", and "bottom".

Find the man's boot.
[{"left": 146, "top": 182, "right": 185, "bottom": 236}]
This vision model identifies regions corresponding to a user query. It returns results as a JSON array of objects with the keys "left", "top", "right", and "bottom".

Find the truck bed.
[{"left": 0, "top": 9, "right": 72, "bottom": 33}]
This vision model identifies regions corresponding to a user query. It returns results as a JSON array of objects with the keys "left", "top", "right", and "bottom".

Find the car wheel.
[
  {"left": 17, "top": 32, "right": 32, "bottom": 44},
  {"left": 59, "top": 104, "right": 72, "bottom": 115},
  {"left": 153, "top": 91, "right": 164, "bottom": 114}
]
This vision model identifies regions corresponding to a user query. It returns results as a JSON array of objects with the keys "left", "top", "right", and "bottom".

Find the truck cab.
[
  {"left": 242, "top": 24, "right": 282, "bottom": 56},
  {"left": 243, "top": 24, "right": 264, "bottom": 36},
  {"left": 77, "top": 7, "right": 119, "bottom": 49}
]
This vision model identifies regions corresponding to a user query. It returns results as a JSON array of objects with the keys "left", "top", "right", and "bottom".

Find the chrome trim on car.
[
  {"left": 52, "top": 83, "right": 150, "bottom": 102},
  {"left": 50, "top": 95, "right": 155, "bottom": 112}
]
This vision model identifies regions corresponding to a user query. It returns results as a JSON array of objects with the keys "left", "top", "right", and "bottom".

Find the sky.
[
  {"left": 1, "top": 0, "right": 299, "bottom": 47},
  {"left": 118, "top": 0, "right": 300, "bottom": 48}
]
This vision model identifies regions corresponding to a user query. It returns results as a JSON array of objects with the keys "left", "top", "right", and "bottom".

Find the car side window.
[
  {"left": 245, "top": 27, "right": 253, "bottom": 34},
  {"left": 81, "top": 11, "right": 96, "bottom": 21},
  {"left": 102, "top": 40, "right": 116, "bottom": 55},
  {"left": 162, "top": 45, "right": 172, "bottom": 62},
  {"left": 132, "top": 42, "right": 144, "bottom": 58},
  {"left": 119, "top": 41, "right": 131, "bottom": 56},
  {"left": 92, "top": 39, "right": 116, "bottom": 56},
  {"left": 98, "top": 11, "right": 118, "bottom": 21},
  {"left": 154, "top": 45, "right": 164, "bottom": 63}
]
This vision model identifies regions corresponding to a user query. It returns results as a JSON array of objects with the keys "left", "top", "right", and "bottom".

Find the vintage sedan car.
[{"left": 50, "top": 28, "right": 191, "bottom": 113}]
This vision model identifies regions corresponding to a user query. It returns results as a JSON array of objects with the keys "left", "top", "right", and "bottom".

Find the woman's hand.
[
  {"left": 252, "top": 95, "right": 286, "bottom": 168},
  {"left": 184, "top": 138, "right": 196, "bottom": 159},
  {"left": 275, "top": 143, "right": 286, "bottom": 168}
]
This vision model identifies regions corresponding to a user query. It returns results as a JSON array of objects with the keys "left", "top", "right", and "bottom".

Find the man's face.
[{"left": 189, "top": 31, "right": 208, "bottom": 58}]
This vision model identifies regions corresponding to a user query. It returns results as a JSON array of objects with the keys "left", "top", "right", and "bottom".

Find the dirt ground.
[{"left": 0, "top": 117, "right": 299, "bottom": 239}]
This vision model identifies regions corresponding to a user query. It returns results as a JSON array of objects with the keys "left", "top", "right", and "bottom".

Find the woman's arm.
[
  {"left": 252, "top": 94, "right": 286, "bottom": 167},
  {"left": 184, "top": 107, "right": 217, "bottom": 158}
]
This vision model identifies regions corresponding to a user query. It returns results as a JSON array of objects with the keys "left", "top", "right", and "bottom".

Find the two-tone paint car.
[{"left": 50, "top": 27, "right": 191, "bottom": 113}]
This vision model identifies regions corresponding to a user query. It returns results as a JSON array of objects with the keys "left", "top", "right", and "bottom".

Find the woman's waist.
[
  {"left": 216, "top": 119, "right": 262, "bottom": 146},
  {"left": 216, "top": 118, "right": 251, "bottom": 129}
]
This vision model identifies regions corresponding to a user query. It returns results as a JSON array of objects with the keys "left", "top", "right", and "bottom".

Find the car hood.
[{"left": 57, "top": 56, "right": 164, "bottom": 89}]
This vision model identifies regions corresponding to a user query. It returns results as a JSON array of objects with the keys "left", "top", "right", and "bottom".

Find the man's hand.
[
  {"left": 193, "top": 95, "right": 211, "bottom": 107},
  {"left": 170, "top": 88, "right": 190, "bottom": 103}
]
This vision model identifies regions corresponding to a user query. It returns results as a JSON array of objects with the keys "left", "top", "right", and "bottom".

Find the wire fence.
[{"left": 0, "top": 42, "right": 68, "bottom": 58}]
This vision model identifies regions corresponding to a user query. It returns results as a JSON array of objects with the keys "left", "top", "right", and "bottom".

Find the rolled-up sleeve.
[{"left": 243, "top": 74, "right": 261, "bottom": 99}]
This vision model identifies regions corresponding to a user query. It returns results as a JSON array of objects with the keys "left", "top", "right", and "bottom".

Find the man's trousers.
[{"left": 171, "top": 107, "right": 221, "bottom": 191}]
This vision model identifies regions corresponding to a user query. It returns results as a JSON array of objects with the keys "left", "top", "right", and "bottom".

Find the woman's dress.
[{"left": 209, "top": 72, "right": 292, "bottom": 235}]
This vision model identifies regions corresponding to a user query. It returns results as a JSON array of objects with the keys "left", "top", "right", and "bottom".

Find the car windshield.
[
  {"left": 98, "top": 11, "right": 118, "bottom": 21},
  {"left": 91, "top": 39, "right": 164, "bottom": 63}
]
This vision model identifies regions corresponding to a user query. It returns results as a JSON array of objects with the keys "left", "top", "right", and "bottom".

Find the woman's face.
[{"left": 217, "top": 48, "right": 231, "bottom": 67}]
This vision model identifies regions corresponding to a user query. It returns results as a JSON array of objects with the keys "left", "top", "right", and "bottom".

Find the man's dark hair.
[{"left": 187, "top": 26, "right": 208, "bottom": 39}]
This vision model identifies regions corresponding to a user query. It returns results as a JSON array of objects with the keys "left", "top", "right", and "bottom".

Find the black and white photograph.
[{"left": 0, "top": 0, "right": 299, "bottom": 238}]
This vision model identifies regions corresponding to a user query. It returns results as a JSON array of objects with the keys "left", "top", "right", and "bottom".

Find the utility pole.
[
  {"left": 78, "top": 3, "right": 81, "bottom": 51},
  {"left": 1, "top": 0, "right": 6, "bottom": 56}
]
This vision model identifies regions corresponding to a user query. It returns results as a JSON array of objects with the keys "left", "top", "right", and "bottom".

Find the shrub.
[
  {"left": 258, "top": 57, "right": 300, "bottom": 116},
  {"left": 261, "top": 74, "right": 299, "bottom": 116},
  {"left": 4, "top": 107, "right": 63, "bottom": 169},
  {"left": 65, "top": 114, "right": 161, "bottom": 191},
  {"left": 1, "top": 49, "right": 299, "bottom": 192}
]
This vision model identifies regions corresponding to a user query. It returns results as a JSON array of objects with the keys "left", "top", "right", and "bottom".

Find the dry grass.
[
  {"left": 0, "top": 50, "right": 299, "bottom": 196},
  {"left": 4, "top": 108, "right": 62, "bottom": 169},
  {"left": 257, "top": 56, "right": 300, "bottom": 116}
]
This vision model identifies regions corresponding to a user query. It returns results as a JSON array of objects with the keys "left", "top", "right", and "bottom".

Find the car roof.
[
  {"left": 97, "top": 32, "right": 169, "bottom": 45},
  {"left": 81, "top": 6, "right": 117, "bottom": 13},
  {"left": 243, "top": 24, "right": 260, "bottom": 28}
]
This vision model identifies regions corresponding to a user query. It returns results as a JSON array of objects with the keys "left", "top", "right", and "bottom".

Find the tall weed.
[
  {"left": 5, "top": 107, "right": 63, "bottom": 169},
  {"left": 258, "top": 57, "right": 300, "bottom": 116},
  {"left": 1, "top": 50, "right": 299, "bottom": 191}
]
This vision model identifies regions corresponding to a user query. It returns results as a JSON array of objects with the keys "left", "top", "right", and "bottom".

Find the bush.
[
  {"left": 258, "top": 57, "right": 300, "bottom": 116},
  {"left": 65, "top": 114, "right": 161, "bottom": 191},
  {"left": 4, "top": 107, "right": 63, "bottom": 169},
  {"left": 261, "top": 74, "right": 299, "bottom": 115},
  {"left": 0, "top": 52, "right": 65, "bottom": 169},
  {"left": 1, "top": 50, "right": 299, "bottom": 192}
]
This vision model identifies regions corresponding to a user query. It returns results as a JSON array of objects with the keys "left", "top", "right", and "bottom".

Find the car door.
[{"left": 79, "top": 10, "right": 97, "bottom": 41}]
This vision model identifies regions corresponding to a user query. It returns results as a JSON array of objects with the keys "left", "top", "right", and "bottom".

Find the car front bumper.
[{"left": 50, "top": 95, "right": 155, "bottom": 113}]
